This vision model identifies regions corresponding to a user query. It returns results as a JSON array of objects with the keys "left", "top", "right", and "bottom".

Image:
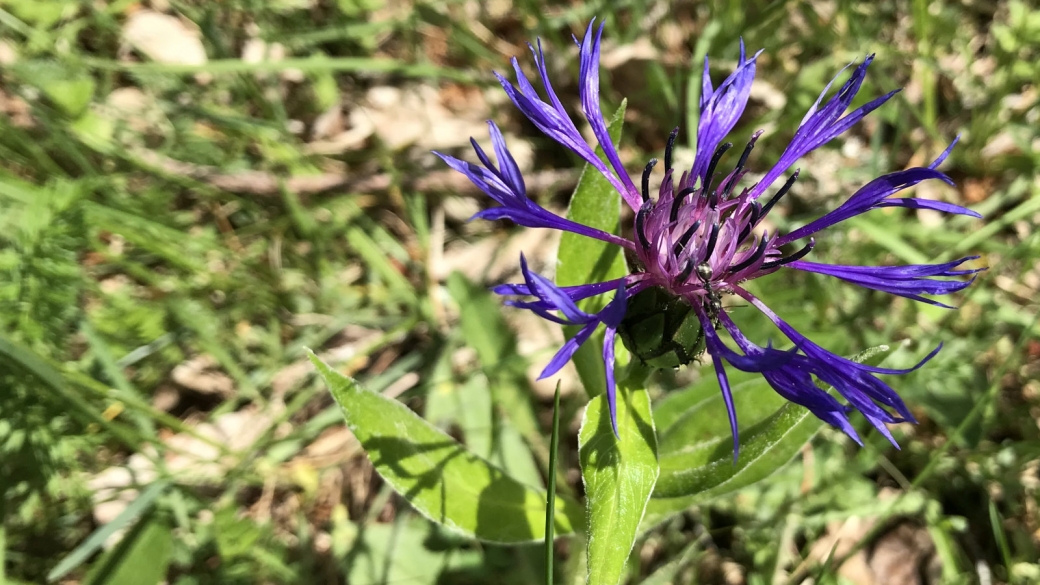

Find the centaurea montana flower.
[{"left": 435, "top": 21, "right": 982, "bottom": 455}]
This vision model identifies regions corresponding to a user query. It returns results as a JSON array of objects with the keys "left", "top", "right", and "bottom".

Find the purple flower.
[{"left": 435, "top": 21, "right": 982, "bottom": 455}]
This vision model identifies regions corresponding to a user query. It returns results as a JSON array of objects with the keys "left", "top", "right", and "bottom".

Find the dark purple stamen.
[
  {"left": 738, "top": 202, "right": 762, "bottom": 243},
  {"left": 672, "top": 220, "right": 702, "bottom": 256},
  {"left": 641, "top": 158, "right": 658, "bottom": 202},
  {"left": 676, "top": 258, "right": 696, "bottom": 282},
  {"left": 670, "top": 186, "right": 697, "bottom": 223},
  {"left": 664, "top": 127, "right": 680, "bottom": 172},
  {"left": 704, "top": 142, "right": 734, "bottom": 205},
  {"left": 635, "top": 204, "right": 652, "bottom": 249},
  {"left": 760, "top": 237, "right": 815, "bottom": 269},
  {"left": 759, "top": 170, "right": 800, "bottom": 221},
  {"left": 721, "top": 138, "right": 757, "bottom": 198},
  {"left": 729, "top": 235, "right": 770, "bottom": 272},
  {"left": 703, "top": 222, "right": 720, "bottom": 261}
]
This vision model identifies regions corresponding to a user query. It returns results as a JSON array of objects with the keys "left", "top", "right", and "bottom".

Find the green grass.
[{"left": 0, "top": 0, "right": 1037, "bottom": 583}]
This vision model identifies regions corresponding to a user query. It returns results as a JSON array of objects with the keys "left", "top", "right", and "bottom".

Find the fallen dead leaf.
[
  {"left": 806, "top": 517, "right": 878, "bottom": 585},
  {"left": 171, "top": 354, "right": 235, "bottom": 398},
  {"left": 803, "top": 491, "right": 942, "bottom": 585},
  {"left": 100, "top": 87, "right": 170, "bottom": 146},
  {"left": 434, "top": 217, "right": 560, "bottom": 283},
  {"left": 0, "top": 88, "right": 33, "bottom": 128},
  {"left": 152, "top": 383, "right": 180, "bottom": 412},
  {"left": 437, "top": 224, "right": 582, "bottom": 398},
  {"left": 269, "top": 325, "right": 384, "bottom": 398},
  {"left": 0, "top": 38, "right": 17, "bottom": 65},
  {"left": 122, "top": 10, "right": 208, "bottom": 70},
  {"left": 963, "top": 176, "right": 995, "bottom": 204},
  {"left": 867, "top": 523, "right": 941, "bottom": 585},
  {"left": 981, "top": 131, "right": 1021, "bottom": 159},
  {"left": 87, "top": 408, "right": 271, "bottom": 538},
  {"left": 241, "top": 38, "right": 302, "bottom": 82},
  {"left": 308, "top": 84, "right": 516, "bottom": 155},
  {"left": 88, "top": 451, "right": 159, "bottom": 525},
  {"left": 383, "top": 371, "right": 420, "bottom": 399},
  {"left": 311, "top": 103, "right": 344, "bottom": 141},
  {"left": 599, "top": 37, "right": 658, "bottom": 70},
  {"left": 130, "top": 145, "right": 577, "bottom": 198},
  {"left": 301, "top": 426, "right": 359, "bottom": 462}
]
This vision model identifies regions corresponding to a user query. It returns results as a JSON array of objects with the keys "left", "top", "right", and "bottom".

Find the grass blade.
[
  {"left": 47, "top": 481, "right": 169, "bottom": 582},
  {"left": 545, "top": 381, "right": 562, "bottom": 585}
]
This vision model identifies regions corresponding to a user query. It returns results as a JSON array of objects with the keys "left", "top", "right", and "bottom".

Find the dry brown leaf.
[
  {"left": 123, "top": 10, "right": 207, "bottom": 67},
  {"left": 806, "top": 517, "right": 878, "bottom": 585},
  {"left": 88, "top": 452, "right": 159, "bottom": 525},
  {"left": 269, "top": 325, "right": 383, "bottom": 397},
  {"left": 0, "top": 39, "right": 17, "bottom": 65},
  {"left": 171, "top": 354, "right": 235, "bottom": 397},
  {"left": 309, "top": 84, "right": 507, "bottom": 155},
  {"left": 981, "top": 132, "right": 1021, "bottom": 159},
  {"left": 88, "top": 407, "right": 285, "bottom": 530},
  {"left": 868, "top": 523, "right": 941, "bottom": 585},
  {"left": 241, "top": 38, "right": 302, "bottom": 82},
  {"left": 963, "top": 177, "right": 995, "bottom": 204},
  {"left": 0, "top": 88, "right": 33, "bottom": 128}
]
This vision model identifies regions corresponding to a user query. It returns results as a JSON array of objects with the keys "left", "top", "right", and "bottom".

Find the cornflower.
[{"left": 435, "top": 21, "right": 981, "bottom": 454}]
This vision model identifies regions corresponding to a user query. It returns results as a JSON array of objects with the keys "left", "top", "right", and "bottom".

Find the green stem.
[
  {"left": 621, "top": 360, "right": 652, "bottom": 391},
  {"left": 544, "top": 382, "right": 561, "bottom": 585},
  {"left": 0, "top": 517, "right": 6, "bottom": 585}
]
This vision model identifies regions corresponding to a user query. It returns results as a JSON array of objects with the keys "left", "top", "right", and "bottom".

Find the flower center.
[{"left": 630, "top": 133, "right": 815, "bottom": 308}]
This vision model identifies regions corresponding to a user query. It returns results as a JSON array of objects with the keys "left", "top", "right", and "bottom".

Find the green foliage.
[
  {"left": 311, "top": 354, "right": 584, "bottom": 543},
  {"left": 556, "top": 101, "right": 630, "bottom": 396},
  {"left": 579, "top": 387, "right": 658, "bottom": 585},
  {"left": 345, "top": 517, "right": 483, "bottom": 585},
  {"left": 544, "top": 383, "right": 562, "bottom": 584},
  {"left": 0, "top": 176, "right": 87, "bottom": 351},
  {"left": 444, "top": 272, "right": 558, "bottom": 487},
  {"left": 617, "top": 286, "right": 707, "bottom": 369},
  {"left": 644, "top": 346, "right": 896, "bottom": 530},
  {"left": 10, "top": 61, "right": 96, "bottom": 118},
  {"left": 80, "top": 514, "right": 173, "bottom": 585},
  {"left": 0, "top": 0, "right": 1034, "bottom": 582}
]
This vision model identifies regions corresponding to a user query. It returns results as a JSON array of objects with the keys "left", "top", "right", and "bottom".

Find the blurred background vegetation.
[{"left": 0, "top": 0, "right": 1037, "bottom": 583}]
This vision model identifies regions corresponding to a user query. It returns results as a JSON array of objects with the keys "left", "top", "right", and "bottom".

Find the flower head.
[{"left": 436, "top": 21, "right": 982, "bottom": 455}]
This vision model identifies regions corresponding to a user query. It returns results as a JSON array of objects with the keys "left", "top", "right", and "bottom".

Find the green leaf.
[
  {"left": 428, "top": 371, "right": 543, "bottom": 489},
  {"left": 446, "top": 272, "right": 564, "bottom": 491},
  {"left": 654, "top": 377, "right": 789, "bottom": 499},
  {"left": 556, "top": 100, "right": 630, "bottom": 396},
  {"left": 445, "top": 272, "right": 516, "bottom": 368},
  {"left": 70, "top": 111, "right": 116, "bottom": 152},
  {"left": 12, "top": 61, "right": 96, "bottom": 118},
  {"left": 6, "top": 1, "right": 76, "bottom": 29},
  {"left": 345, "top": 226, "right": 416, "bottom": 303},
  {"left": 49, "top": 481, "right": 169, "bottom": 582},
  {"left": 214, "top": 504, "right": 265, "bottom": 559},
  {"left": 44, "top": 77, "right": 96, "bottom": 118},
  {"left": 579, "top": 385, "right": 658, "bottom": 585},
  {"left": 0, "top": 332, "right": 144, "bottom": 457},
  {"left": 311, "top": 354, "right": 583, "bottom": 543},
  {"left": 636, "top": 537, "right": 700, "bottom": 585},
  {"left": 83, "top": 514, "right": 173, "bottom": 585},
  {"left": 346, "top": 516, "right": 483, "bottom": 585},
  {"left": 491, "top": 419, "right": 547, "bottom": 491},
  {"left": 641, "top": 344, "right": 897, "bottom": 531}
]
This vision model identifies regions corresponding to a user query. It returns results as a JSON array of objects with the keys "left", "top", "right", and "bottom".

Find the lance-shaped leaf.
[
  {"left": 579, "top": 386, "right": 658, "bottom": 585},
  {"left": 641, "top": 344, "right": 897, "bottom": 531},
  {"left": 556, "top": 100, "right": 630, "bottom": 396},
  {"left": 311, "top": 354, "right": 583, "bottom": 543}
]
